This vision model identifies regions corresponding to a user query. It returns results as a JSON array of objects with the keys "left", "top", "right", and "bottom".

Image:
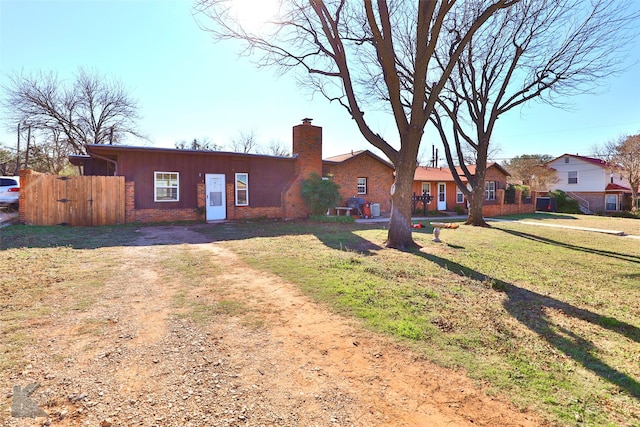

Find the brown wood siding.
[
  {"left": 249, "top": 158, "right": 295, "bottom": 206},
  {"left": 78, "top": 158, "right": 114, "bottom": 176},
  {"left": 101, "top": 150, "right": 296, "bottom": 210},
  {"left": 22, "top": 174, "right": 125, "bottom": 226}
]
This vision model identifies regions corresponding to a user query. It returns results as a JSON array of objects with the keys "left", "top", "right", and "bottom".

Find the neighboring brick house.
[
  {"left": 323, "top": 150, "right": 394, "bottom": 214},
  {"left": 413, "top": 163, "right": 516, "bottom": 214},
  {"left": 69, "top": 119, "right": 393, "bottom": 223},
  {"left": 547, "top": 154, "right": 634, "bottom": 213}
]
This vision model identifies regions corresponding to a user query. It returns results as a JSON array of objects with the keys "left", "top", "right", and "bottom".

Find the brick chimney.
[{"left": 292, "top": 118, "right": 322, "bottom": 178}]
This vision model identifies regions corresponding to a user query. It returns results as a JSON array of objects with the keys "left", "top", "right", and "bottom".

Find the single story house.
[
  {"left": 413, "top": 163, "right": 511, "bottom": 212},
  {"left": 323, "top": 150, "right": 394, "bottom": 214},
  {"left": 70, "top": 119, "right": 393, "bottom": 223},
  {"left": 547, "top": 154, "right": 635, "bottom": 212}
]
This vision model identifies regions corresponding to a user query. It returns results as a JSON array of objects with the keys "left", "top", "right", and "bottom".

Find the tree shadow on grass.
[
  {"left": 313, "top": 231, "right": 383, "bottom": 255},
  {"left": 498, "top": 228, "right": 640, "bottom": 264},
  {"left": 413, "top": 250, "right": 640, "bottom": 399},
  {"left": 0, "top": 221, "right": 385, "bottom": 251}
]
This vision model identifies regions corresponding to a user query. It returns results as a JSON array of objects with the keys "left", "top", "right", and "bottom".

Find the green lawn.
[{"left": 1, "top": 214, "right": 638, "bottom": 425}]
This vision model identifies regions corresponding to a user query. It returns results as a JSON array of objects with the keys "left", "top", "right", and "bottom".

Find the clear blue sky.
[{"left": 1, "top": 0, "right": 639, "bottom": 163}]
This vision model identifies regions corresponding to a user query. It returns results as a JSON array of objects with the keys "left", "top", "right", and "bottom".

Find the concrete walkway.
[
  {"left": 355, "top": 215, "right": 467, "bottom": 224},
  {"left": 487, "top": 218, "right": 635, "bottom": 237},
  {"left": 356, "top": 215, "right": 639, "bottom": 239}
]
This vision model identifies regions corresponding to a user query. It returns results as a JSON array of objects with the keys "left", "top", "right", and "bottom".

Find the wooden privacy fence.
[{"left": 22, "top": 173, "right": 125, "bottom": 226}]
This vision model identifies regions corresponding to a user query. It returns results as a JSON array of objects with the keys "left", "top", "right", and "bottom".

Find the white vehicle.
[{"left": 0, "top": 176, "right": 20, "bottom": 209}]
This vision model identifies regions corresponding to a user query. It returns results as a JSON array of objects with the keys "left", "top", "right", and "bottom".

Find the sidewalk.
[
  {"left": 487, "top": 218, "right": 633, "bottom": 237},
  {"left": 355, "top": 215, "right": 467, "bottom": 224},
  {"left": 356, "top": 214, "right": 639, "bottom": 239}
]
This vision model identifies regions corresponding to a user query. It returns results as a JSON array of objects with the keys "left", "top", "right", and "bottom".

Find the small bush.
[
  {"left": 300, "top": 173, "right": 342, "bottom": 215},
  {"left": 550, "top": 190, "right": 581, "bottom": 214},
  {"left": 454, "top": 205, "right": 465, "bottom": 215}
]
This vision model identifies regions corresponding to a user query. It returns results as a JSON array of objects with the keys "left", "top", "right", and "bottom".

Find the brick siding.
[{"left": 326, "top": 154, "right": 394, "bottom": 213}]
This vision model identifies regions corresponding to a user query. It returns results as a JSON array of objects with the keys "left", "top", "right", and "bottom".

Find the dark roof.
[
  {"left": 69, "top": 154, "right": 90, "bottom": 166},
  {"left": 548, "top": 154, "right": 611, "bottom": 167},
  {"left": 84, "top": 144, "right": 294, "bottom": 161},
  {"left": 323, "top": 150, "right": 394, "bottom": 169},
  {"left": 605, "top": 183, "right": 632, "bottom": 192}
]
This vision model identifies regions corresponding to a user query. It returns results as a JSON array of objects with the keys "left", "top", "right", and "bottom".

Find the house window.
[
  {"left": 568, "top": 171, "right": 578, "bottom": 184},
  {"left": 564, "top": 157, "right": 570, "bottom": 163},
  {"left": 357, "top": 177, "right": 367, "bottom": 194},
  {"left": 235, "top": 173, "right": 249, "bottom": 206},
  {"left": 456, "top": 187, "right": 464, "bottom": 203},
  {"left": 421, "top": 182, "right": 430, "bottom": 195},
  {"left": 154, "top": 172, "right": 179, "bottom": 202},
  {"left": 605, "top": 194, "right": 617, "bottom": 211},
  {"left": 485, "top": 181, "right": 496, "bottom": 200}
]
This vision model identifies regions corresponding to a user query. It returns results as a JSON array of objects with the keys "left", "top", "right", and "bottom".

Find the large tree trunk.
[
  {"left": 466, "top": 184, "right": 489, "bottom": 226},
  {"left": 465, "top": 163, "right": 489, "bottom": 227},
  {"left": 386, "top": 149, "right": 418, "bottom": 250}
]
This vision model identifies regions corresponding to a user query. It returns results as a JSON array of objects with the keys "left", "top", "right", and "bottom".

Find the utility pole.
[
  {"left": 15, "top": 122, "right": 20, "bottom": 175},
  {"left": 24, "top": 125, "right": 31, "bottom": 169}
]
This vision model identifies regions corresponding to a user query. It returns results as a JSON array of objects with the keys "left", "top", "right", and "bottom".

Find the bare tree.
[
  {"left": 429, "top": 0, "right": 639, "bottom": 225},
  {"left": 175, "top": 137, "right": 224, "bottom": 151},
  {"left": 607, "top": 134, "right": 640, "bottom": 211},
  {"left": 2, "top": 68, "right": 143, "bottom": 155},
  {"left": 231, "top": 130, "right": 259, "bottom": 154},
  {"left": 0, "top": 145, "right": 14, "bottom": 175},
  {"left": 503, "top": 154, "right": 558, "bottom": 192},
  {"left": 262, "top": 139, "right": 290, "bottom": 157},
  {"left": 194, "top": 0, "right": 517, "bottom": 249},
  {"left": 20, "top": 129, "right": 75, "bottom": 174}
]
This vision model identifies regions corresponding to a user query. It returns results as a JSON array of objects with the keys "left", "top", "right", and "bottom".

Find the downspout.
[{"left": 86, "top": 146, "right": 119, "bottom": 176}]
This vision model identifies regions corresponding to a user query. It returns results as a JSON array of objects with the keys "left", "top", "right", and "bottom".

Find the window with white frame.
[
  {"left": 235, "top": 173, "right": 249, "bottom": 206},
  {"left": 605, "top": 194, "right": 617, "bottom": 211},
  {"left": 421, "top": 182, "right": 430, "bottom": 197},
  {"left": 357, "top": 177, "right": 367, "bottom": 194},
  {"left": 154, "top": 172, "right": 179, "bottom": 202},
  {"left": 456, "top": 187, "right": 464, "bottom": 203},
  {"left": 568, "top": 171, "right": 578, "bottom": 184},
  {"left": 485, "top": 181, "right": 496, "bottom": 200}
]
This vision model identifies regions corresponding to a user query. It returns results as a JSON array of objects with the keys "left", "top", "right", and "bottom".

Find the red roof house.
[
  {"left": 413, "top": 163, "right": 511, "bottom": 213},
  {"left": 547, "top": 154, "right": 634, "bottom": 212}
]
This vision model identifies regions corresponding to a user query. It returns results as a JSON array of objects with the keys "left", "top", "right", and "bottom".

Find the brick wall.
[
  {"left": 281, "top": 119, "right": 324, "bottom": 219},
  {"left": 485, "top": 167, "right": 508, "bottom": 190},
  {"left": 325, "top": 154, "right": 394, "bottom": 213},
  {"left": 17, "top": 169, "right": 36, "bottom": 224},
  {"left": 565, "top": 192, "right": 605, "bottom": 212},
  {"left": 292, "top": 118, "right": 322, "bottom": 179},
  {"left": 130, "top": 207, "right": 202, "bottom": 223},
  {"left": 125, "top": 181, "right": 135, "bottom": 223},
  {"left": 482, "top": 189, "right": 535, "bottom": 217}
]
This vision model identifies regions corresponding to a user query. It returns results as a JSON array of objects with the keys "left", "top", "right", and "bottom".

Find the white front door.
[
  {"left": 437, "top": 182, "right": 447, "bottom": 211},
  {"left": 205, "top": 174, "right": 226, "bottom": 220}
]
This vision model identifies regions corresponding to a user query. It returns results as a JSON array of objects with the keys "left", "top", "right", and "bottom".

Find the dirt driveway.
[{"left": 2, "top": 226, "right": 542, "bottom": 426}]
